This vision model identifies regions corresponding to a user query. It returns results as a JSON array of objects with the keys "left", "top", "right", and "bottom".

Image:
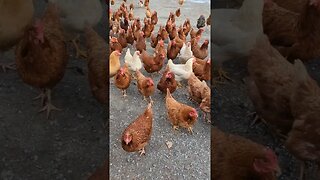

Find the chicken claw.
[
  {"left": 33, "top": 89, "right": 46, "bottom": 106},
  {"left": 122, "top": 90, "right": 127, "bottom": 97},
  {"left": 187, "top": 127, "right": 193, "bottom": 134},
  {"left": 71, "top": 35, "right": 87, "bottom": 59},
  {"left": 38, "top": 89, "right": 61, "bottom": 119},
  {"left": 0, "top": 63, "right": 16, "bottom": 73},
  {"left": 149, "top": 96, "right": 154, "bottom": 105},
  {"left": 217, "top": 67, "right": 233, "bottom": 82},
  {"left": 177, "top": 82, "right": 183, "bottom": 88},
  {"left": 138, "top": 147, "right": 146, "bottom": 156}
]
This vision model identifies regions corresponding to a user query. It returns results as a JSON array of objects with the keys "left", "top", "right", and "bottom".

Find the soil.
[{"left": 0, "top": 1, "right": 108, "bottom": 179}]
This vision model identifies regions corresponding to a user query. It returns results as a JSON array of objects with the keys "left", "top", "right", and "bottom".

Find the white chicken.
[
  {"left": 47, "top": 0, "right": 103, "bottom": 59},
  {"left": 178, "top": 42, "right": 194, "bottom": 64},
  {"left": 125, "top": 50, "right": 142, "bottom": 79},
  {"left": 168, "top": 58, "right": 194, "bottom": 87},
  {"left": 212, "top": 0, "right": 264, "bottom": 81}
]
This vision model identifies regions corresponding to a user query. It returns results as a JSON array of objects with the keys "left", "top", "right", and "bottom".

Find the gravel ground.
[
  {"left": 0, "top": 1, "right": 107, "bottom": 179},
  {"left": 212, "top": 1, "right": 320, "bottom": 179},
  {"left": 109, "top": 0, "right": 211, "bottom": 179}
]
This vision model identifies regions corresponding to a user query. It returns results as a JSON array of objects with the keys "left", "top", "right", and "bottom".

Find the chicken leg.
[
  {"left": 0, "top": 63, "right": 16, "bottom": 72},
  {"left": 216, "top": 66, "right": 233, "bottom": 82},
  {"left": 187, "top": 127, "right": 193, "bottom": 134},
  {"left": 138, "top": 147, "right": 146, "bottom": 156},
  {"left": 33, "top": 89, "right": 46, "bottom": 106},
  {"left": 39, "top": 88, "right": 61, "bottom": 119},
  {"left": 71, "top": 35, "right": 87, "bottom": 59},
  {"left": 122, "top": 90, "right": 127, "bottom": 97},
  {"left": 299, "top": 161, "right": 305, "bottom": 180}
]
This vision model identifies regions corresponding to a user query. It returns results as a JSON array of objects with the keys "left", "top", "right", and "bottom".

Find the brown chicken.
[
  {"left": 140, "top": 50, "right": 165, "bottom": 74},
  {"left": 151, "top": 11, "right": 158, "bottom": 25},
  {"left": 165, "top": 88, "right": 198, "bottom": 134},
  {"left": 183, "top": 19, "right": 191, "bottom": 36},
  {"left": 190, "top": 28, "right": 204, "bottom": 40},
  {"left": 166, "top": 19, "right": 174, "bottom": 36},
  {"left": 88, "top": 159, "right": 108, "bottom": 180},
  {"left": 159, "top": 26, "right": 169, "bottom": 42},
  {"left": 187, "top": 73, "right": 211, "bottom": 122},
  {"left": 155, "top": 39, "right": 166, "bottom": 57},
  {"left": 85, "top": 26, "right": 107, "bottom": 104},
  {"left": 212, "top": 127, "right": 281, "bottom": 180},
  {"left": 114, "top": 64, "right": 131, "bottom": 97},
  {"left": 15, "top": 3, "right": 68, "bottom": 119},
  {"left": 0, "top": 0, "right": 34, "bottom": 72},
  {"left": 285, "top": 59, "right": 320, "bottom": 180},
  {"left": 150, "top": 33, "right": 161, "bottom": 48},
  {"left": 110, "top": 37, "right": 123, "bottom": 52},
  {"left": 206, "top": 14, "right": 211, "bottom": 26},
  {"left": 264, "top": 0, "right": 320, "bottom": 62},
  {"left": 193, "top": 58, "right": 211, "bottom": 81},
  {"left": 247, "top": 34, "right": 295, "bottom": 137},
  {"left": 122, "top": 103, "right": 153, "bottom": 156},
  {"left": 118, "top": 29, "right": 128, "bottom": 49},
  {"left": 169, "top": 24, "right": 178, "bottom": 40},
  {"left": 136, "top": 70, "right": 155, "bottom": 104},
  {"left": 135, "top": 31, "right": 147, "bottom": 53},
  {"left": 191, "top": 37, "right": 209, "bottom": 59},
  {"left": 109, "top": 50, "right": 121, "bottom": 78},
  {"left": 126, "top": 26, "right": 135, "bottom": 45},
  {"left": 273, "top": 0, "right": 307, "bottom": 13},
  {"left": 157, "top": 67, "right": 177, "bottom": 94},
  {"left": 167, "top": 40, "right": 180, "bottom": 60},
  {"left": 142, "top": 19, "right": 154, "bottom": 38},
  {"left": 175, "top": 8, "right": 181, "bottom": 17}
]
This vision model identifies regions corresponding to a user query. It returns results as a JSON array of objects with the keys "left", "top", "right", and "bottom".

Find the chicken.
[
  {"left": 193, "top": 58, "right": 211, "bottom": 81},
  {"left": 169, "top": 25, "right": 178, "bottom": 40},
  {"left": 145, "top": 7, "right": 152, "bottom": 18},
  {"left": 178, "top": 0, "right": 185, "bottom": 6},
  {"left": 247, "top": 34, "right": 295, "bottom": 137},
  {"left": 175, "top": 8, "right": 181, "bottom": 17},
  {"left": 212, "top": 127, "right": 281, "bottom": 180},
  {"left": 196, "top": 15, "right": 206, "bottom": 29},
  {"left": 126, "top": 27, "right": 135, "bottom": 45},
  {"left": 88, "top": 159, "right": 108, "bottom": 180},
  {"left": 15, "top": 3, "right": 68, "bottom": 119},
  {"left": 263, "top": 2, "right": 299, "bottom": 49},
  {"left": 136, "top": 70, "right": 155, "bottom": 104},
  {"left": 167, "top": 58, "right": 194, "bottom": 86},
  {"left": 285, "top": 59, "right": 320, "bottom": 180},
  {"left": 125, "top": 50, "right": 142, "bottom": 75},
  {"left": 151, "top": 11, "right": 158, "bottom": 25},
  {"left": 110, "top": 37, "right": 123, "bottom": 53},
  {"left": 178, "top": 42, "right": 194, "bottom": 64},
  {"left": 155, "top": 40, "right": 166, "bottom": 57},
  {"left": 187, "top": 73, "right": 211, "bottom": 122},
  {"left": 122, "top": 103, "right": 153, "bottom": 156},
  {"left": 142, "top": 19, "right": 154, "bottom": 38},
  {"left": 182, "top": 19, "right": 191, "bottom": 36},
  {"left": 118, "top": 29, "right": 128, "bottom": 49},
  {"left": 0, "top": 0, "right": 34, "bottom": 72},
  {"left": 206, "top": 14, "right": 211, "bottom": 26},
  {"left": 212, "top": 0, "right": 264, "bottom": 81},
  {"left": 273, "top": 0, "right": 308, "bottom": 13},
  {"left": 270, "top": 0, "right": 320, "bottom": 62},
  {"left": 140, "top": 50, "right": 165, "bottom": 74},
  {"left": 191, "top": 37, "right": 209, "bottom": 59},
  {"left": 120, "top": 17, "right": 130, "bottom": 32},
  {"left": 129, "top": 9, "right": 134, "bottom": 21},
  {"left": 85, "top": 26, "right": 107, "bottom": 104},
  {"left": 144, "top": 0, "right": 150, "bottom": 7},
  {"left": 109, "top": 50, "right": 121, "bottom": 78},
  {"left": 167, "top": 40, "right": 180, "bottom": 60},
  {"left": 48, "top": 0, "right": 103, "bottom": 59},
  {"left": 114, "top": 64, "right": 131, "bottom": 97},
  {"left": 157, "top": 67, "right": 177, "bottom": 94},
  {"left": 190, "top": 28, "right": 204, "bottom": 40},
  {"left": 165, "top": 19, "right": 174, "bottom": 37},
  {"left": 159, "top": 26, "right": 169, "bottom": 42},
  {"left": 150, "top": 33, "right": 161, "bottom": 48},
  {"left": 165, "top": 88, "right": 198, "bottom": 134},
  {"left": 135, "top": 31, "right": 146, "bottom": 53}
]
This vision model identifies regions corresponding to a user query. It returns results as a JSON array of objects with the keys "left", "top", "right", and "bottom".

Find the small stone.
[{"left": 165, "top": 141, "right": 173, "bottom": 149}]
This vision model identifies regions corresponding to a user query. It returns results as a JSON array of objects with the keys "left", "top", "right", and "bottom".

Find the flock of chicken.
[
  {"left": 212, "top": 0, "right": 320, "bottom": 179},
  {"left": 108, "top": 0, "right": 210, "bottom": 159},
  {"left": 0, "top": 0, "right": 106, "bottom": 119}
]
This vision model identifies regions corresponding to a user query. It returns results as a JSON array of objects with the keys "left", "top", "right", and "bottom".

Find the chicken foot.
[
  {"left": 122, "top": 90, "right": 127, "bottom": 97},
  {"left": 216, "top": 67, "right": 233, "bottom": 82},
  {"left": 0, "top": 63, "right": 16, "bottom": 73},
  {"left": 71, "top": 35, "right": 87, "bottom": 59},
  {"left": 299, "top": 161, "right": 305, "bottom": 180},
  {"left": 39, "top": 89, "right": 61, "bottom": 119},
  {"left": 187, "top": 127, "right": 193, "bottom": 135},
  {"left": 138, "top": 147, "right": 146, "bottom": 156},
  {"left": 33, "top": 89, "right": 46, "bottom": 106}
]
